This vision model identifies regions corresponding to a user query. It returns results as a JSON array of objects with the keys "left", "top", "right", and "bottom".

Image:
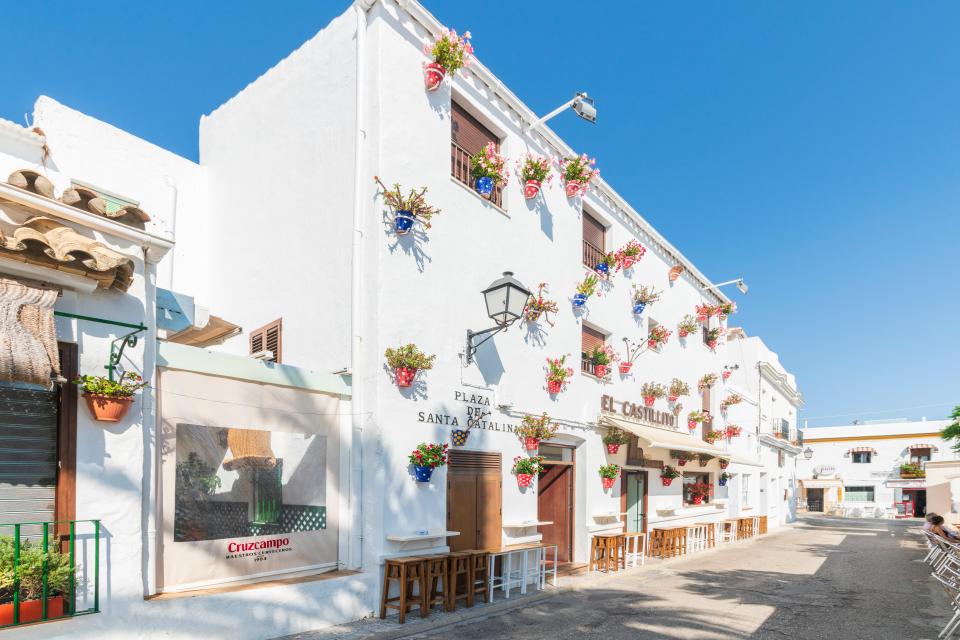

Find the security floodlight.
[
  {"left": 466, "top": 271, "right": 531, "bottom": 365},
  {"left": 524, "top": 92, "right": 597, "bottom": 133},
  {"left": 701, "top": 278, "right": 749, "bottom": 296},
  {"left": 736, "top": 279, "right": 749, "bottom": 295}
]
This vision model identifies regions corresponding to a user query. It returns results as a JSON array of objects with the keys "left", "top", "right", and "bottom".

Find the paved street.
[{"left": 290, "top": 516, "right": 952, "bottom": 640}]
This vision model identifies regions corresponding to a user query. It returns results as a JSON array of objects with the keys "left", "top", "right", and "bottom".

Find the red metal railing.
[
  {"left": 451, "top": 142, "right": 503, "bottom": 208},
  {"left": 582, "top": 239, "right": 604, "bottom": 271}
]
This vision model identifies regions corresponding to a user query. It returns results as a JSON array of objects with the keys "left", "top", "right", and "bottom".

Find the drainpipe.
[{"left": 163, "top": 175, "right": 179, "bottom": 289}]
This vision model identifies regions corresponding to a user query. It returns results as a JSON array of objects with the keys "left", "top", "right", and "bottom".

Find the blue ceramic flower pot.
[
  {"left": 719, "top": 479, "right": 728, "bottom": 487},
  {"left": 595, "top": 262, "right": 610, "bottom": 276},
  {"left": 414, "top": 465, "right": 434, "bottom": 482},
  {"left": 475, "top": 176, "right": 494, "bottom": 198},
  {"left": 572, "top": 293, "right": 588, "bottom": 307},
  {"left": 633, "top": 301, "right": 646, "bottom": 315},
  {"left": 394, "top": 210, "right": 416, "bottom": 234}
]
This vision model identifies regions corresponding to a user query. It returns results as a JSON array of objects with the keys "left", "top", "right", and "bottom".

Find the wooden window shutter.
[
  {"left": 250, "top": 318, "right": 282, "bottom": 363},
  {"left": 451, "top": 102, "right": 498, "bottom": 156},
  {"left": 582, "top": 210, "right": 605, "bottom": 251},
  {"left": 701, "top": 386, "right": 713, "bottom": 442},
  {"left": 581, "top": 325, "right": 605, "bottom": 356}
]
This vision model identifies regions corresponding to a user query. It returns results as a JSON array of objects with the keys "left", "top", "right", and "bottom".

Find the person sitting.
[
  {"left": 924, "top": 512, "right": 939, "bottom": 533},
  {"left": 929, "top": 515, "right": 960, "bottom": 541}
]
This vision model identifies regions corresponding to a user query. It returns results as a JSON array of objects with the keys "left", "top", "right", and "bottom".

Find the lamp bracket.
[{"left": 465, "top": 324, "right": 508, "bottom": 365}]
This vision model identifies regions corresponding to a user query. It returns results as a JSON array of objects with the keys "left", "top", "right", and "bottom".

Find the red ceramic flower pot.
[
  {"left": 697, "top": 314, "right": 708, "bottom": 323},
  {"left": 723, "top": 371, "right": 732, "bottom": 380},
  {"left": 618, "top": 362, "right": 633, "bottom": 374},
  {"left": 547, "top": 379, "right": 562, "bottom": 394},
  {"left": 524, "top": 179, "right": 541, "bottom": 199},
  {"left": 679, "top": 330, "right": 689, "bottom": 338},
  {"left": 593, "top": 364, "right": 608, "bottom": 378},
  {"left": 517, "top": 473, "right": 533, "bottom": 488},
  {"left": 648, "top": 339, "right": 658, "bottom": 349},
  {"left": 661, "top": 477, "right": 673, "bottom": 487},
  {"left": 606, "top": 443, "right": 620, "bottom": 455},
  {"left": 0, "top": 596, "right": 65, "bottom": 625},
  {"left": 692, "top": 496, "right": 703, "bottom": 505},
  {"left": 643, "top": 396, "right": 655, "bottom": 407},
  {"left": 395, "top": 367, "right": 417, "bottom": 387},
  {"left": 564, "top": 180, "right": 582, "bottom": 197},
  {"left": 620, "top": 256, "right": 636, "bottom": 270},
  {"left": 602, "top": 476, "right": 616, "bottom": 490},
  {"left": 668, "top": 395, "right": 678, "bottom": 402},
  {"left": 83, "top": 394, "right": 133, "bottom": 422},
  {"left": 524, "top": 437, "right": 540, "bottom": 451},
  {"left": 423, "top": 62, "right": 446, "bottom": 91},
  {"left": 677, "top": 459, "right": 688, "bottom": 467},
  {"left": 707, "top": 340, "right": 718, "bottom": 350},
  {"left": 688, "top": 419, "right": 698, "bottom": 430}
]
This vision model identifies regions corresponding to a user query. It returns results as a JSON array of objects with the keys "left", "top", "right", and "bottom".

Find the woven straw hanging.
[
  {"left": 222, "top": 428, "right": 277, "bottom": 471},
  {"left": 0, "top": 277, "right": 60, "bottom": 386}
]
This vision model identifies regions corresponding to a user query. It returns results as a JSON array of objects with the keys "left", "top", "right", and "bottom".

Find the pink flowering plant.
[
  {"left": 717, "top": 301, "right": 737, "bottom": 318},
  {"left": 720, "top": 394, "right": 743, "bottom": 412},
  {"left": 703, "top": 430, "right": 726, "bottom": 444},
  {"left": 587, "top": 344, "right": 619, "bottom": 367},
  {"left": 615, "top": 240, "right": 647, "bottom": 271},
  {"left": 408, "top": 442, "right": 449, "bottom": 468},
  {"left": 598, "top": 463, "right": 621, "bottom": 480},
  {"left": 470, "top": 142, "right": 508, "bottom": 187},
  {"left": 641, "top": 382, "right": 667, "bottom": 400},
  {"left": 545, "top": 355, "right": 575, "bottom": 392},
  {"left": 647, "top": 325, "right": 672, "bottom": 349},
  {"left": 725, "top": 424, "right": 743, "bottom": 439},
  {"left": 513, "top": 455, "right": 545, "bottom": 475},
  {"left": 668, "top": 378, "right": 691, "bottom": 399},
  {"left": 704, "top": 327, "right": 723, "bottom": 349},
  {"left": 524, "top": 283, "right": 559, "bottom": 325},
  {"left": 517, "top": 413, "right": 559, "bottom": 440},
  {"left": 423, "top": 29, "right": 473, "bottom": 75},
  {"left": 515, "top": 153, "right": 553, "bottom": 185},
  {"left": 677, "top": 315, "right": 699, "bottom": 337},
  {"left": 698, "top": 373, "right": 719, "bottom": 391},
  {"left": 557, "top": 154, "right": 600, "bottom": 193},
  {"left": 696, "top": 303, "right": 717, "bottom": 321}
]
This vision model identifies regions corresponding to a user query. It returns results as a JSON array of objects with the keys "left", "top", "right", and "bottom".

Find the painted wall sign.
[{"left": 600, "top": 394, "right": 677, "bottom": 429}]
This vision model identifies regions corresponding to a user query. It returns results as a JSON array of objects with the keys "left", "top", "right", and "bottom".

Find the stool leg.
[
  {"left": 398, "top": 565, "right": 408, "bottom": 624},
  {"left": 419, "top": 567, "right": 428, "bottom": 618},
  {"left": 380, "top": 566, "right": 390, "bottom": 619}
]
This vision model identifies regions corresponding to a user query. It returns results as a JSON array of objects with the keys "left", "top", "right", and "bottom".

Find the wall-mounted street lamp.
[
  {"left": 524, "top": 92, "right": 597, "bottom": 133},
  {"left": 702, "top": 278, "right": 749, "bottom": 295},
  {"left": 465, "top": 271, "right": 531, "bottom": 365},
  {"left": 803, "top": 447, "right": 814, "bottom": 460}
]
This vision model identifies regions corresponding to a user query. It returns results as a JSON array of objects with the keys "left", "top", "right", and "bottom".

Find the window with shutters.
[
  {"left": 450, "top": 101, "right": 503, "bottom": 208},
  {"left": 701, "top": 385, "right": 713, "bottom": 442},
  {"left": 581, "top": 324, "right": 606, "bottom": 374},
  {"left": 250, "top": 318, "right": 282, "bottom": 363},
  {"left": 582, "top": 209, "right": 606, "bottom": 270}
]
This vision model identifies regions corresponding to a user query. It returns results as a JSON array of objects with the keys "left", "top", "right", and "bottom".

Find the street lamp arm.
[{"left": 524, "top": 93, "right": 588, "bottom": 133}]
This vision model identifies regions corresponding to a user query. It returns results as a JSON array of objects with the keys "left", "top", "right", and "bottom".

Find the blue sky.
[{"left": 2, "top": 1, "right": 957, "bottom": 428}]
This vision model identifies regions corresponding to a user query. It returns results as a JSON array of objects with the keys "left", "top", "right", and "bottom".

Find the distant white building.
[{"left": 797, "top": 418, "right": 955, "bottom": 518}]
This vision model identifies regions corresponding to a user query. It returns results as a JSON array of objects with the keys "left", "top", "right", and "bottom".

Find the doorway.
[
  {"left": 446, "top": 450, "right": 502, "bottom": 552},
  {"left": 538, "top": 444, "right": 574, "bottom": 563},
  {"left": 903, "top": 489, "right": 927, "bottom": 518},
  {"left": 807, "top": 488, "right": 824, "bottom": 512},
  {"left": 623, "top": 471, "right": 647, "bottom": 533}
]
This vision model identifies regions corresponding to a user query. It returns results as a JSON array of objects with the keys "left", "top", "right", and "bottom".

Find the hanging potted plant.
[
  {"left": 557, "top": 153, "right": 600, "bottom": 197},
  {"left": 696, "top": 453, "right": 715, "bottom": 468},
  {"left": 374, "top": 176, "right": 441, "bottom": 235},
  {"left": 545, "top": 355, "right": 574, "bottom": 394},
  {"left": 631, "top": 284, "right": 661, "bottom": 315},
  {"left": 695, "top": 303, "right": 717, "bottom": 323},
  {"left": 385, "top": 344, "right": 436, "bottom": 388},
  {"left": 668, "top": 378, "right": 691, "bottom": 403},
  {"left": 0, "top": 538, "right": 71, "bottom": 625},
  {"left": 698, "top": 372, "right": 719, "bottom": 392},
  {"left": 719, "top": 472, "right": 731, "bottom": 487},
  {"left": 513, "top": 455, "right": 545, "bottom": 488},
  {"left": 688, "top": 481, "right": 713, "bottom": 505},
  {"left": 720, "top": 394, "right": 743, "bottom": 413},
  {"left": 722, "top": 369, "right": 733, "bottom": 381},
  {"left": 594, "top": 252, "right": 617, "bottom": 278},
  {"left": 572, "top": 273, "right": 599, "bottom": 307},
  {"left": 705, "top": 327, "right": 723, "bottom": 351},
  {"left": 671, "top": 450, "right": 695, "bottom": 467},
  {"left": 602, "top": 427, "right": 630, "bottom": 454},
  {"left": 615, "top": 240, "right": 646, "bottom": 272},
  {"left": 75, "top": 371, "right": 147, "bottom": 422},
  {"left": 647, "top": 325, "right": 672, "bottom": 350},
  {"left": 517, "top": 413, "right": 559, "bottom": 451},
  {"left": 515, "top": 153, "right": 553, "bottom": 199},
  {"left": 587, "top": 344, "right": 618, "bottom": 378},
  {"left": 660, "top": 465, "right": 681, "bottom": 486},
  {"left": 678, "top": 315, "right": 699, "bottom": 339},
  {"left": 599, "top": 463, "right": 621, "bottom": 490},
  {"left": 640, "top": 381, "right": 666, "bottom": 407},
  {"left": 422, "top": 28, "right": 472, "bottom": 91},
  {"left": 672, "top": 402, "right": 684, "bottom": 417},
  {"left": 470, "top": 142, "right": 508, "bottom": 199},
  {"left": 669, "top": 264, "right": 684, "bottom": 282},
  {"left": 618, "top": 337, "right": 643, "bottom": 374},
  {"left": 719, "top": 458, "right": 730, "bottom": 470},
  {"left": 687, "top": 410, "right": 707, "bottom": 430},
  {"left": 409, "top": 442, "right": 449, "bottom": 482},
  {"left": 717, "top": 301, "right": 737, "bottom": 321},
  {"left": 524, "top": 282, "right": 559, "bottom": 325},
  {"left": 704, "top": 429, "right": 725, "bottom": 444},
  {"left": 725, "top": 424, "right": 743, "bottom": 440}
]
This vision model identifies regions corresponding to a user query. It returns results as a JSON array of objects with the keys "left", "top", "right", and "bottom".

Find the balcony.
[
  {"left": 900, "top": 463, "right": 925, "bottom": 479},
  {"left": 451, "top": 142, "right": 503, "bottom": 208},
  {"left": 0, "top": 519, "right": 100, "bottom": 629},
  {"left": 582, "top": 239, "right": 604, "bottom": 271}
]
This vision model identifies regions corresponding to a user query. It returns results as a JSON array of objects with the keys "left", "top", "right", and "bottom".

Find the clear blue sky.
[{"left": 3, "top": 1, "right": 957, "bottom": 428}]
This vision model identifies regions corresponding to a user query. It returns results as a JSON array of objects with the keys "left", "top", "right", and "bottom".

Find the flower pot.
[
  {"left": 423, "top": 61, "right": 446, "bottom": 91},
  {"left": 618, "top": 362, "right": 633, "bottom": 375},
  {"left": 0, "top": 596, "right": 65, "bottom": 625},
  {"left": 593, "top": 364, "right": 608, "bottom": 378},
  {"left": 564, "top": 180, "right": 582, "bottom": 197},
  {"left": 601, "top": 476, "right": 616, "bottom": 490},
  {"left": 414, "top": 465, "right": 434, "bottom": 482},
  {"left": 668, "top": 395, "right": 679, "bottom": 403},
  {"left": 719, "top": 460, "right": 729, "bottom": 469},
  {"left": 677, "top": 458, "right": 688, "bottom": 467},
  {"left": 451, "top": 429, "right": 469, "bottom": 446},
  {"left": 524, "top": 437, "right": 540, "bottom": 451},
  {"left": 393, "top": 210, "right": 416, "bottom": 235},
  {"left": 688, "top": 419, "right": 698, "bottom": 430},
  {"left": 394, "top": 367, "right": 417, "bottom": 388},
  {"left": 661, "top": 477, "right": 674, "bottom": 487},
  {"left": 707, "top": 340, "right": 718, "bottom": 350},
  {"left": 719, "top": 479, "right": 728, "bottom": 487},
  {"left": 643, "top": 396, "right": 656, "bottom": 407},
  {"left": 632, "top": 301, "right": 646, "bottom": 315},
  {"left": 692, "top": 495, "right": 703, "bottom": 505},
  {"left": 474, "top": 176, "right": 495, "bottom": 198},
  {"left": 606, "top": 443, "right": 621, "bottom": 454},
  {"left": 547, "top": 379, "right": 563, "bottom": 394},
  {"left": 524, "top": 179, "right": 541, "bottom": 199},
  {"left": 679, "top": 329, "right": 689, "bottom": 338},
  {"left": 595, "top": 262, "right": 610, "bottom": 276},
  {"left": 697, "top": 314, "right": 708, "bottom": 323},
  {"left": 621, "top": 256, "right": 637, "bottom": 270},
  {"left": 572, "top": 293, "right": 588, "bottom": 308},
  {"left": 722, "top": 371, "right": 732, "bottom": 380},
  {"left": 517, "top": 473, "right": 534, "bottom": 488},
  {"left": 669, "top": 265, "right": 684, "bottom": 282},
  {"left": 83, "top": 393, "right": 133, "bottom": 422},
  {"left": 525, "top": 309, "right": 543, "bottom": 323}
]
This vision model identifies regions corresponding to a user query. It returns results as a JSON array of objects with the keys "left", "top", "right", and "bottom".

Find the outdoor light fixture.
[
  {"left": 524, "top": 92, "right": 596, "bottom": 133},
  {"left": 701, "top": 278, "right": 749, "bottom": 295},
  {"left": 465, "top": 271, "right": 531, "bottom": 365},
  {"left": 803, "top": 447, "right": 814, "bottom": 460}
]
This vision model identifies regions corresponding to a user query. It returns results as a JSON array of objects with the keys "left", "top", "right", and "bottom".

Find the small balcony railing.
[
  {"left": 582, "top": 239, "right": 605, "bottom": 271},
  {"left": 900, "top": 464, "right": 925, "bottom": 479},
  {"left": 0, "top": 519, "right": 100, "bottom": 629},
  {"left": 451, "top": 142, "right": 503, "bottom": 208}
]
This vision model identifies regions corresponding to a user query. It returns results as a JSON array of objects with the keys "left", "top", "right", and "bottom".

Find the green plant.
[
  {"left": 641, "top": 382, "right": 666, "bottom": 400},
  {"left": 678, "top": 315, "right": 700, "bottom": 335},
  {"left": 900, "top": 463, "right": 924, "bottom": 477},
  {"left": 587, "top": 345, "right": 618, "bottom": 366},
  {"left": 720, "top": 472, "right": 732, "bottom": 482},
  {"left": 517, "top": 413, "right": 559, "bottom": 440},
  {"left": 660, "top": 465, "right": 681, "bottom": 480},
  {"left": 602, "top": 428, "right": 630, "bottom": 446},
  {"left": 384, "top": 344, "right": 436, "bottom": 370},
  {"left": 575, "top": 274, "right": 599, "bottom": 297},
  {"left": 176, "top": 452, "right": 222, "bottom": 500},
  {"left": 941, "top": 406, "right": 960, "bottom": 453},
  {"left": 698, "top": 373, "right": 719, "bottom": 391},
  {"left": 696, "top": 453, "right": 715, "bottom": 464},
  {"left": 73, "top": 371, "right": 146, "bottom": 398},
  {"left": 409, "top": 442, "right": 449, "bottom": 468},
  {"left": 425, "top": 28, "right": 473, "bottom": 75},
  {"left": 687, "top": 410, "right": 707, "bottom": 424},
  {"left": 704, "top": 430, "right": 725, "bottom": 444},
  {"left": 374, "top": 177, "right": 441, "bottom": 229},
  {"left": 631, "top": 285, "right": 661, "bottom": 305},
  {"left": 0, "top": 537, "right": 72, "bottom": 602},
  {"left": 598, "top": 463, "right": 620, "bottom": 479},
  {"left": 669, "top": 378, "right": 691, "bottom": 398},
  {"left": 513, "top": 455, "right": 545, "bottom": 475},
  {"left": 705, "top": 327, "right": 723, "bottom": 344},
  {"left": 670, "top": 450, "right": 695, "bottom": 462}
]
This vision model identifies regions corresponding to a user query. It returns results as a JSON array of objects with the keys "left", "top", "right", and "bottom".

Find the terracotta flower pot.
[
  {"left": 524, "top": 437, "right": 540, "bottom": 451},
  {"left": 688, "top": 419, "right": 698, "bottom": 430},
  {"left": 602, "top": 476, "right": 616, "bottom": 490},
  {"left": 524, "top": 179, "right": 541, "bottom": 199},
  {"left": 707, "top": 340, "right": 718, "bottom": 350},
  {"left": 620, "top": 256, "right": 637, "bottom": 270},
  {"left": 83, "top": 394, "right": 133, "bottom": 422},
  {"left": 618, "top": 362, "right": 632, "bottom": 375},
  {"left": 395, "top": 367, "right": 417, "bottom": 387},
  {"left": 661, "top": 477, "right": 674, "bottom": 487},
  {"left": 679, "top": 329, "right": 689, "bottom": 338},
  {"left": 643, "top": 396, "right": 656, "bottom": 407},
  {"left": 564, "top": 180, "right": 582, "bottom": 197},
  {"left": 677, "top": 458, "right": 688, "bottom": 467},
  {"left": 423, "top": 62, "right": 446, "bottom": 91},
  {"left": 593, "top": 364, "right": 608, "bottom": 378},
  {"left": 606, "top": 443, "right": 621, "bottom": 455},
  {"left": 668, "top": 395, "right": 679, "bottom": 403},
  {"left": 0, "top": 596, "right": 65, "bottom": 625},
  {"left": 647, "top": 339, "right": 658, "bottom": 349},
  {"left": 669, "top": 265, "right": 684, "bottom": 282},
  {"left": 517, "top": 473, "right": 534, "bottom": 488},
  {"left": 547, "top": 379, "right": 563, "bottom": 394}
]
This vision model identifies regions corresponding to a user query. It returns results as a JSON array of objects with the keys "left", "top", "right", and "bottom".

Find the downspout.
[
  {"left": 163, "top": 175, "right": 179, "bottom": 289},
  {"left": 141, "top": 248, "right": 159, "bottom": 596}
]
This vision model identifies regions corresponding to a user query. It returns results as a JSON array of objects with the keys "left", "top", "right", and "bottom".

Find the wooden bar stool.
[
  {"left": 589, "top": 535, "right": 607, "bottom": 571},
  {"left": 422, "top": 555, "right": 449, "bottom": 614},
  {"left": 447, "top": 551, "right": 472, "bottom": 610},
  {"left": 467, "top": 551, "right": 489, "bottom": 605},
  {"left": 380, "top": 557, "right": 426, "bottom": 624}
]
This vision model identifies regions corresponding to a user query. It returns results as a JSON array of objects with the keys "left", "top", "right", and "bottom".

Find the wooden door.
[
  {"left": 447, "top": 450, "right": 502, "bottom": 551},
  {"left": 538, "top": 464, "right": 573, "bottom": 563}
]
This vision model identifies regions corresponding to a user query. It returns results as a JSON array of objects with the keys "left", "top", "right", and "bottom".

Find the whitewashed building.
[{"left": 798, "top": 418, "right": 954, "bottom": 518}]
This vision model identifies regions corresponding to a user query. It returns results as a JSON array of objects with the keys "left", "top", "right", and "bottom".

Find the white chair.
[
  {"left": 686, "top": 524, "right": 708, "bottom": 553},
  {"left": 721, "top": 520, "right": 738, "bottom": 543},
  {"left": 624, "top": 532, "right": 646, "bottom": 568}
]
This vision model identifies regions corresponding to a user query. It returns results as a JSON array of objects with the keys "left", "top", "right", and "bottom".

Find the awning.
[
  {"left": 909, "top": 443, "right": 938, "bottom": 452},
  {"left": 800, "top": 478, "right": 843, "bottom": 489},
  {"left": 167, "top": 315, "right": 241, "bottom": 348},
  {"left": 601, "top": 415, "right": 728, "bottom": 457},
  {"left": 728, "top": 455, "right": 764, "bottom": 467},
  {"left": 847, "top": 446, "right": 878, "bottom": 455}
]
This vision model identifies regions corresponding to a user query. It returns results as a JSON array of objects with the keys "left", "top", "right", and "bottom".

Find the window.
[
  {"left": 582, "top": 210, "right": 606, "bottom": 270},
  {"left": 844, "top": 486, "right": 875, "bottom": 502},
  {"left": 683, "top": 472, "right": 711, "bottom": 505},
  {"left": 250, "top": 318, "right": 282, "bottom": 363},
  {"left": 581, "top": 325, "right": 606, "bottom": 374},
  {"left": 910, "top": 448, "right": 932, "bottom": 465},
  {"left": 701, "top": 384, "right": 713, "bottom": 443},
  {"left": 741, "top": 474, "right": 751, "bottom": 508},
  {"left": 451, "top": 101, "right": 503, "bottom": 207},
  {"left": 852, "top": 452, "right": 872, "bottom": 464}
]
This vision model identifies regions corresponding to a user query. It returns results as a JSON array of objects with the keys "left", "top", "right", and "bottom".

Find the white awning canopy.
[
  {"left": 800, "top": 478, "right": 843, "bottom": 489},
  {"left": 601, "top": 415, "right": 728, "bottom": 457}
]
